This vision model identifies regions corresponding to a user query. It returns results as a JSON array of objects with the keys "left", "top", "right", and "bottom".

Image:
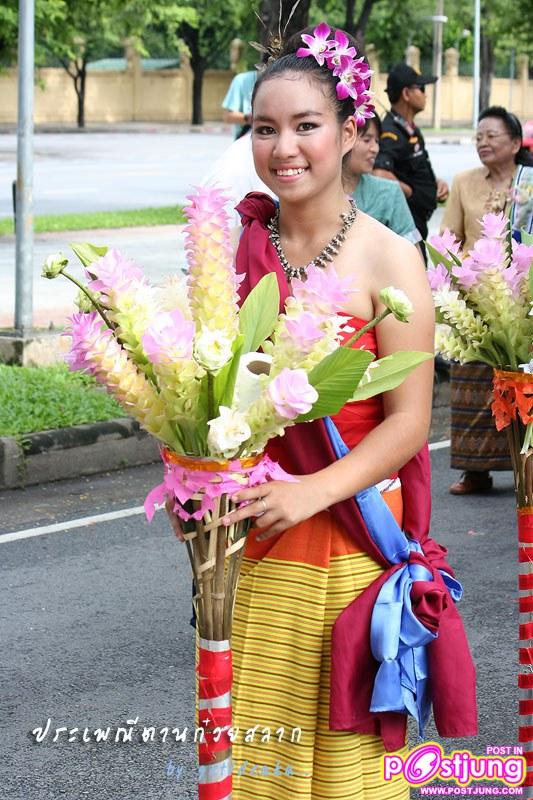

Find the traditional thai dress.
[{"left": 230, "top": 193, "right": 477, "bottom": 800}]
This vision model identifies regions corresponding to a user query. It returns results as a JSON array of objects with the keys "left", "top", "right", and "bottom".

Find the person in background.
[
  {"left": 441, "top": 106, "right": 533, "bottom": 494},
  {"left": 374, "top": 63, "right": 449, "bottom": 260},
  {"left": 343, "top": 115, "right": 422, "bottom": 246},
  {"left": 222, "top": 68, "right": 258, "bottom": 139}
]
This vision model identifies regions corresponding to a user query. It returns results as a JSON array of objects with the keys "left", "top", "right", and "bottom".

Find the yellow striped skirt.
[{"left": 230, "top": 487, "right": 409, "bottom": 799}]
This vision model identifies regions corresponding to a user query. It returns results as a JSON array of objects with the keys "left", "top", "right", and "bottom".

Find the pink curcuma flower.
[
  {"left": 512, "top": 241, "right": 533, "bottom": 274},
  {"left": 429, "top": 230, "right": 462, "bottom": 258},
  {"left": 64, "top": 311, "right": 112, "bottom": 373},
  {"left": 283, "top": 312, "right": 325, "bottom": 349},
  {"left": 268, "top": 368, "right": 318, "bottom": 420},
  {"left": 467, "top": 237, "right": 506, "bottom": 270},
  {"left": 141, "top": 310, "right": 195, "bottom": 364},
  {"left": 296, "top": 22, "right": 333, "bottom": 66},
  {"left": 87, "top": 249, "right": 144, "bottom": 296},
  {"left": 292, "top": 264, "right": 355, "bottom": 314},
  {"left": 184, "top": 184, "right": 232, "bottom": 226},
  {"left": 480, "top": 211, "right": 508, "bottom": 240},
  {"left": 427, "top": 262, "right": 451, "bottom": 291},
  {"left": 184, "top": 185, "right": 240, "bottom": 340},
  {"left": 505, "top": 242, "right": 533, "bottom": 294},
  {"left": 451, "top": 259, "right": 481, "bottom": 289}
]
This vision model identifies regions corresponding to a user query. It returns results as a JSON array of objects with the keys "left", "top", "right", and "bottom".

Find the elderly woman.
[{"left": 442, "top": 106, "right": 533, "bottom": 494}]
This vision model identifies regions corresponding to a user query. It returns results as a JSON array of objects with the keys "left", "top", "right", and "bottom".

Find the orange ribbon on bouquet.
[{"left": 491, "top": 369, "right": 533, "bottom": 431}]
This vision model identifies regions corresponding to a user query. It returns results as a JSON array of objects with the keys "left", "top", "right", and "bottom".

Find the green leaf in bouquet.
[
  {"left": 212, "top": 335, "right": 245, "bottom": 411},
  {"left": 522, "top": 231, "right": 533, "bottom": 246},
  {"left": 349, "top": 351, "right": 433, "bottom": 402},
  {"left": 295, "top": 347, "right": 374, "bottom": 423},
  {"left": 426, "top": 241, "right": 463, "bottom": 274},
  {"left": 70, "top": 242, "right": 108, "bottom": 268},
  {"left": 239, "top": 274, "right": 280, "bottom": 353}
]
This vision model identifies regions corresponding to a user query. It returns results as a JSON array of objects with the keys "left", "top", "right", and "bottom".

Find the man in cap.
[{"left": 374, "top": 63, "right": 449, "bottom": 257}]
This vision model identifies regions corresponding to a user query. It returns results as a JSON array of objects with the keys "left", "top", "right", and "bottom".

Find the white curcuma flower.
[
  {"left": 207, "top": 406, "right": 251, "bottom": 458},
  {"left": 193, "top": 327, "right": 233, "bottom": 372},
  {"left": 379, "top": 286, "right": 413, "bottom": 322}
]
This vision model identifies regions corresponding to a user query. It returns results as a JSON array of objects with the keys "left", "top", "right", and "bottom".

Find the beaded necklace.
[{"left": 267, "top": 198, "right": 357, "bottom": 281}]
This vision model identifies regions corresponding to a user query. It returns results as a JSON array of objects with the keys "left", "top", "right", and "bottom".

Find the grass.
[
  {"left": 0, "top": 364, "right": 124, "bottom": 437},
  {"left": 0, "top": 205, "right": 186, "bottom": 236}
]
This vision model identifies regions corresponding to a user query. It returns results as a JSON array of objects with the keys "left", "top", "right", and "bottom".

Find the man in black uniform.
[{"left": 374, "top": 63, "right": 449, "bottom": 260}]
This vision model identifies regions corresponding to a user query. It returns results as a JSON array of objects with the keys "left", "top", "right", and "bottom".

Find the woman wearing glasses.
[{"left": 441, "top": 106, "right": 533, "bottom": 495}]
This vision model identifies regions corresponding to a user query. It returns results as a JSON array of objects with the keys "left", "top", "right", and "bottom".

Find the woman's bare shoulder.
[{"left": 352, "top": 210, "right": 423, "bottom": 280}]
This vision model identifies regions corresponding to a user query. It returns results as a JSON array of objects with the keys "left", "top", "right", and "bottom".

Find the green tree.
[
  {"left": 0, "top": 0, "right": 64, "bottom": 67},
  {"left": 175, "top": 0, "right": 251, "bottom": 125},
  {"left": 37, "top": 0, "right": 195, "bottom": 128}
]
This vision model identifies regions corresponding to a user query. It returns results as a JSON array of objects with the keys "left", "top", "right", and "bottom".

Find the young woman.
[
  {"left": 168, "top": 25, "right": 477, "bottom": 800},
  {"left": 343, "top": 115, "right": 421, "bottom": 245}
]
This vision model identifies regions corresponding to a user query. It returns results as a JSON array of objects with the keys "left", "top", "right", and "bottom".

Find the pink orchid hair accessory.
[{"left": 296, "top": 22, "right": 374, "bottom": 125}]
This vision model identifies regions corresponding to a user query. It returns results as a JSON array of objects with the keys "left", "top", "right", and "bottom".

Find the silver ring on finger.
[{"left": 257, "top": 497, "right": 267, "bottom": 517}]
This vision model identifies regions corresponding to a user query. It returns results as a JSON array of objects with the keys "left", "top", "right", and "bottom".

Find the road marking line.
[
  {"left": 1, "top": 505, "right": 148, "bottom": 543},
  {"left": 1, "top": 440, "right": 451, "bottom": 543},
  {"left": 429, "top": 439, "right": 451, "bottom": 451}
]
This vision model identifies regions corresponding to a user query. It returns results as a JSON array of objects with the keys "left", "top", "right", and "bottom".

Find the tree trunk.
[
  {"left": 344, "top": 0, "right": 356, "bottom": 35},
  {"left": 354, "top": 0, "right": 377, "bottom": 52},
  {"left": 479, "top": 30, "right": 494, "bottom": 112},
  {"left": 192, "top": 59, "right": 205, "bottom": 125},
  {"left": 259, "top": 0, "right": 311, "bottom": 49},
  {"left": 74, "top": 58, "right": 87, "bottom": 129},
  {"left": 181, "top": 24, "right": 205, "bottom": 125}
]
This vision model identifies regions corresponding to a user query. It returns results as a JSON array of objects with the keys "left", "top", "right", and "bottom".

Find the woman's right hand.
[{"left": 165, "top": 498, "right": 186, "bottom": 542}]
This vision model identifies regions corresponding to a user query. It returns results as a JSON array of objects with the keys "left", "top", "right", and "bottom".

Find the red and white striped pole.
[
  {"left": 518, "top": 508, "right": 533, "bottom": 796},
  {"left": 197, "top": 638, "right": 233, "bottom": 800}
]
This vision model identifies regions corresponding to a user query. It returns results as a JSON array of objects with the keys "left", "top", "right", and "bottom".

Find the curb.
[{"left": 0, "top": 418, "right": 159, "bottom": 490}]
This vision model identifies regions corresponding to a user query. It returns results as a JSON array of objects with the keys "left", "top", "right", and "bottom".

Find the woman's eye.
[
  {"left": 255, "top": 125, "right": 275, "bottom": 135},
  {"left": 298, "top": 122, "right": 317, "bottom": 131}
]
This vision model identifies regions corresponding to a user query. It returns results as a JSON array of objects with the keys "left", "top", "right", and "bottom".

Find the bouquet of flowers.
[
  {"left": 428, "top": 215, "right": 533, "bottom": 792},
  {"left": 43, "top": 186, "right": 430, "bottom": 799},
  {"left": 428, "top": 212, "right": 533, "bottom": 501}
]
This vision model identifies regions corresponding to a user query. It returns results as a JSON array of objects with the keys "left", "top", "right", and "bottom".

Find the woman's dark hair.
[
  {"left": 251, "top": 27, "right": 367, "bottom": 124},
  {"left": 360, "top": 114, "right": 382, "bottom": 137},
  {"left": 478, "top": 105, "right": 533, "bottom": 166}
]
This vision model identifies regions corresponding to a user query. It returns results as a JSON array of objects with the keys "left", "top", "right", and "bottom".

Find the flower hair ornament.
[{"left": 297, "top": 22, "right": 375, "bottom": 126}]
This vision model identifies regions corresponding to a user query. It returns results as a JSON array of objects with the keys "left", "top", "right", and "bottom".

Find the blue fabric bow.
[{"left": 323, "top": 416, "right": 463, "bottom": 735}]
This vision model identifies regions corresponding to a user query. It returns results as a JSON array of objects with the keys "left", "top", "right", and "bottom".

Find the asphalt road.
[{"left": 0, "top": 446, "right": 519, "bottom": 799}]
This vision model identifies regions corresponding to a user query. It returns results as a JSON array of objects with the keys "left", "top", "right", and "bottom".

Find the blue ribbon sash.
[{"left": 323, "top": 416, "right": 463, "bottom": 735}]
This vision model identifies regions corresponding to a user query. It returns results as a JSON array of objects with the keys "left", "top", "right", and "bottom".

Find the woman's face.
[
  {"left": 475, "top": 116, "right": 521, "bottom": 169},
  {"left": 251, "top": 73, "right": 356, "bottom": 204},
  {"left": 346, "top": 120, "right": 380, "bottom": 177}
]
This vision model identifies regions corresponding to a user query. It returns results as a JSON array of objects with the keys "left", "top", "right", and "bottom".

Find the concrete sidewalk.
[{"left": 0, "top": 224, "right": 187, "bottom": 328}]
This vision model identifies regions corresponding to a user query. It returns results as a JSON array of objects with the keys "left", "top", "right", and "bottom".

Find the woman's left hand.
[{"left": 222, "top": 475, "right": 322, "bottom": 541}]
